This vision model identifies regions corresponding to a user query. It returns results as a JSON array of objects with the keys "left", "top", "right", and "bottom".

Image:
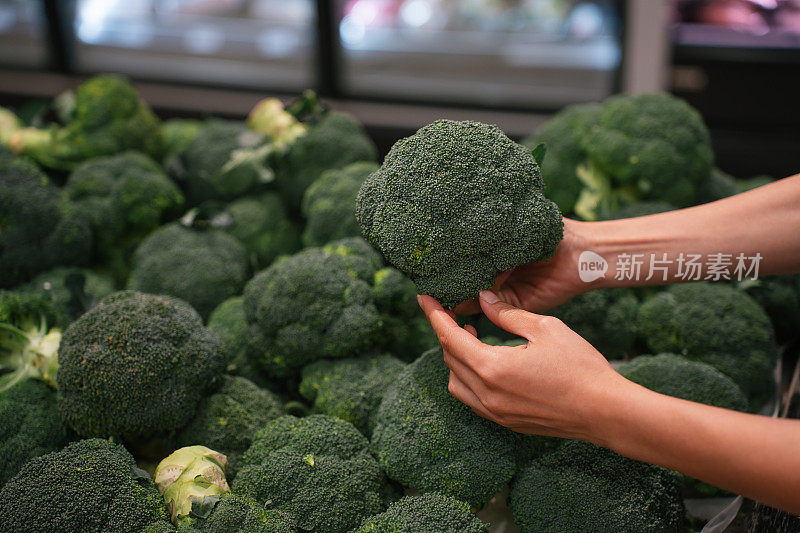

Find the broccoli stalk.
[
  {"left": 574, "top": 161, "right": 639, "bottom": 221},
  {"left": 246, "top": 98, "right": 307, "bottom": 151},
  {"left": 0, "top": 292, "right": 60, "bottom": 393}
]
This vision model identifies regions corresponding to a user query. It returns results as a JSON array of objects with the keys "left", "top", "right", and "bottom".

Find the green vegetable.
[
  {"left": 243, "top": 240, "right": 382, "bottom": 377},
  {"left": 0, "top": 156, "right": 93, "bottom": 288},
  {"left": 0, "top": 438, "right": 169, "bottom": 532},
  {"left": 155, "top": 446, "right": 230, "bottom": 524},
  {"left": 0, "top": 106, "right": 22, "bottom": 143},
  {"left": 509, "top": 440, "right": 684, "bottom": 533},
  {"left": 128, "top": 223, "right": 250, "bottom": 320},
  {"left": 7, "top": 75, "right": 163, "bottom": 170},
  {"left": 357, "top": 119, "right": 563, "bottom": 308},
  {"left": 174, "top": 120, "right": 273, "bottom": 204},
  {"left": 0, "top": 379, "right": 71, "bottom": 486},
  {"left": 637, "top": 283, "right": 777, "bottom": 407},
  {"left": 547, "top": 289, "right": 639, "bottom": 359},
  {"left": 233, "top": 414, "right": 385, "bottom": 533},
  {"left": 57, "top": 290, "right": 225, "bottom": 440},
  {"left": 161, "top": 119, "right": 203, "bottom": 163},
  {"left": 521, "top": 103, "right": 601, "bottom": 215},
  {"left": 247, "top": 97, "right": 306, "bottom": 151},
  {"left": 372, "top": 347, "right": 517, "bottom": 506},
  {"left": 352, "top": 492, "right": 488, "bottom": 532},
  {"left": 301, "top": 161, "right": 379, "bottom": 247},
  {"left": 697, "top": 167, "right": 739, "bottom": 203},
  {"left": 299, "top": 354, "right": 405, "bottom": 436},
  {"left": 276, "top": 112, "right": 377, "bottom": 210},
  {"left": 178, "top": 493, "right": 297, "bottom": 533},
  {"left": 21, "top": 267, "right": 116, "bottom": 328},
  {"left": 0, "top": 290, "right": 61, "bottom": 392},
  {"left": 597, "top": 200, "right": 675, "bottom": 220},
  {"left": 222, "top": 193, "right": 301, "bottom": 268},
  {"left": 175, "top": 376, "right": 285, "bottom": 477},
  {"left": 738, "top": 274, "right": 800, "bottom": 343}
]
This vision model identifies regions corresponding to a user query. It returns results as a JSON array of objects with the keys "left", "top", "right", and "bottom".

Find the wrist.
[{"left": 580, "top": 371, "right": 650, "bottom": 452}]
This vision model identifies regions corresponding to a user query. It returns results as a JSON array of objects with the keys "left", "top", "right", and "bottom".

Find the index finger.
[{"left": 417, "top": 295, "right": 487, "bottom": 365}]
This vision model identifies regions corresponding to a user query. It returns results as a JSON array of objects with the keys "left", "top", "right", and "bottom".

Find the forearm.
[
  {"left": 575, "top": 174, "right": 800, "bottom": 288},
  {"left": 592, "top": 378, "right": 800, "bottom": 514}
]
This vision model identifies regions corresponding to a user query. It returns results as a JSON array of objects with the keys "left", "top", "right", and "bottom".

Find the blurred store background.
[{"left": 0, "top": 0, "right": 797, "bottom": 177}]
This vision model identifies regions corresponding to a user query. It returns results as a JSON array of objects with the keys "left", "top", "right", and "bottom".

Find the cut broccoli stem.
[
  {"left": 0, "top": 321, "right": 61, "bottom": 392},
  {"left": 574, "top": 162, "right": 638, "bottom": 221}
]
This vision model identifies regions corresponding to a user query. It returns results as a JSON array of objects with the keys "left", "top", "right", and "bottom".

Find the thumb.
[{"left": 478, "top": 290, "right": 549, "bottom": 340}]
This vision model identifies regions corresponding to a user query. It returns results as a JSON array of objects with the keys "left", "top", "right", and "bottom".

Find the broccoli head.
[
  {"left": 372, "top": 347, "right": 517, "bottom": 506},
  {"left": 301, "top": 161, "right": 379, "bottom": 247},
  {"left": 64, "top": 151, "right": 184, "bottom": 270},
  {"left": 371, "top": 266, "right": 439, "bottom": 361},
  {"left": 597, "top": 200, "right": 676, "bottom": 220},
  {"left": 276, "top": 112, "right": 378, "bottom": 210},
  {"left": 175, "top": 375, "right": 285, "bottom": 477},
  {"left": 619, "top": 353, "right": 748, "bottom": 412},
  {"left": 128, "top": 223, "right": 250, "bottom": 320},
  {"left": 737, "top": 175, "right": 773, "bottom": 193},
  {"left": 233, "top": 414, "right": 385, "bottom": 533},
  {"left": 574, "top": 93, "right": 713, "bottom": 220},
  {"left": 353, "top": 492, "right": 488, "bottom": 532},
  {"left": 0, "top": 156, "right": 92, "bottom": 287},
  {"left": 222, "top": 193, "right": 301, "bottom": 268},
  {"left": 547, "top": 289, "right": 639, "bottom": 359},
  {"left": 182, "top": 493, "right": 297, "bottom": 533},
  {"left": 161, "top": 119, "right": 203, "bottom": 162},
  {"left": 8, "top": 75, "right": 163, "bottom": 170},
  {"left": 356, "top": 119, "right": 563, "bottom": 308},
  {"left": 57, "top": 290, "right": 225, "bottom": 440},
  {"left": 0, "top": 107, "right": 21, "bottom": 144},
  {"left": 299, "top": 354, "right": 405, "bottom": 436},
  {"left": 21, "top": 266, "right": 116, "bottom": 328},
  {"left": 638, "top": 283, "right": 777, "bottom": 407},
  {"left": 0, "top": 379, "right": 71, "bottom": 486},
  {"left": 509, "top": 440, "right": 684, "bottom": 533},
  {"left": 243, "top": 243, "right": 381, "bottom": 377},
  {"left": 174, "top": 120, "right": 273, "bottom": 204},
  {"left": 0, "top": 438, "right": 169, "bottom": 532},
  {"left": 522, "top": 103, "right": 602, "bottom": 215},
  {"left": 0, "top": 290, "right": 61, "bottom": 392},
  {"left": 739, "top": 274, "right": 800, "bottom": 343},
  {"left": 697, "top": 167, "right": 739, "bottom": 203}
]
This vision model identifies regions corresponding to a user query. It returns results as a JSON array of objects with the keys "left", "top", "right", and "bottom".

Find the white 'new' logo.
[{"left": 577, "top": 250, "right": 608, "bottom": 283}]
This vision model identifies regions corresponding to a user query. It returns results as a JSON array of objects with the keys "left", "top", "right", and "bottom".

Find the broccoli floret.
[
  {"left": 522, "top": 103, "right": 602, "bottom": 215},
  {"left": 0, "top": 290, "right": 61, "bottom": 392},
  {"left": 547, "top": 289, "right": 639, "bottom": 359},
  {"left": 0, "top": 107, "right": 21, "bottom": 144},
  {"left": 175, "top": 120, "right": 273, "bottom": 204},
  {"left": 619, "top": 353, "right": 748, "bottom": 411},
  {"left": 509, "top": 440, "right": 684, "bottom": 533},
  {"left": 276, "top": 112, "right": 378, "bottom": 210},
  {"left": 222, "top": 193, "right": 301, "bottom": 268},
  {"left": 353, "top": 492, "right": 488, "bottom": 532},
  {"left": 574, "top": 93, "right": 713, "bottom": 220},
  {"left": 7, "top": 75, "right": 163, "bottom": 170},
  {"left": 57, "top": 290, "right": 225, "bottom": 440},
  {"left": 299, "top": 355, "right": 405, "bottom": 436},
  {"left": 372, "top": 266, "right": 439, "bottom": 361},
  {"left": 737, "top": 175, "right": 772, "bottom": 193},
  {"left": 739, "top": 274, "right": 800, "bottom": 343},
  {"left": 243, "top": 244, "right": 381, "bottom": 377},
  {"left": 357, "top": 120, "right": 563, "bottom": 308},
  {"left": 302, "top": 161, "right": 379, "bottom": 247},
  {"left": 233, "top": 414, "right": 385, "bottom": 533},
  {"left": 0, "top": 438, "right": 169, "bottom": 532},
  {"left": 65, "top": 151, "right": 183, "bottom": 251},
  {"left": 0, "top": 379, "right": 71, "bottom": 486},
  {"left": 637, "top": 283, "right": 777, "bottom": 407},
  {"left": 372, "top": 347, "right": 517, "bottom": 506},
  {"left": 0, "top": 157, "right": 92, "bottom": 287},
  {"left": 697, "top": 167, "right": 739, "bottom": 203},
  {"left": 184, "top": 493, "right": 297, "bottom": 533},
  {"left": 21, "top": 267, "right": 116, "bottom": 328},
  {"left": 128, "top": 223, "right": 250, "bottom": 320},
  {"left": 247, "top": 97, "right": 307, "bottom": 151},
  {"left": 161, "top": 119, "right": 203, "bottom": 163},
  {"left": 597, "top": 200, "right": 676, "bottom": 220},
  {"left": 175, "top": 376, "right": 285, "bottom": 478}
]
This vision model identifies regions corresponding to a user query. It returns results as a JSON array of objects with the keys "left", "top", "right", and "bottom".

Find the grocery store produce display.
[{"left": 0, "top": 75, "right": 792, "bottom": 532}]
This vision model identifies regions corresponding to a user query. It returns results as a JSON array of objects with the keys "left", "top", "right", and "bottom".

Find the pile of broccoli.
[{"left": 0, "top": 79, "right": 789, "bottom": 532}]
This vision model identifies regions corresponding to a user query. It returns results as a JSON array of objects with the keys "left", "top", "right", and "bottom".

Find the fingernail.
[
  {"left": 416, "top": 295, "right": 423, "bottom": 306},
  {"left": 479, "top": 290, "right": 499, "bottom": 304}
]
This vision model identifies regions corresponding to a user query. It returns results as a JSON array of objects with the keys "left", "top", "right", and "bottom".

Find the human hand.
[
  {"left": 419, "top": 291, "right": 631, "bottom": 444},
  {"left": 453, "top": 218, "right": 592, "bottom": 314}
]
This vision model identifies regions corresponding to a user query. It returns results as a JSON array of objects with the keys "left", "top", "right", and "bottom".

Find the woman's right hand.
[{"left": 454, "top": 218, "right": 592, "bottom": 314}]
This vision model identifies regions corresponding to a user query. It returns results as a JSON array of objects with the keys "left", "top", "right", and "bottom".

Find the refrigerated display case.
[
  {"left": 0, "top": 0, "right": 48, "bottom": 69},
  {"left": 336, "top": 0, "right": 623, "bottom": 108},
  {"left": 72, "top": 0, "right": 316, "bottom": 90}
]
